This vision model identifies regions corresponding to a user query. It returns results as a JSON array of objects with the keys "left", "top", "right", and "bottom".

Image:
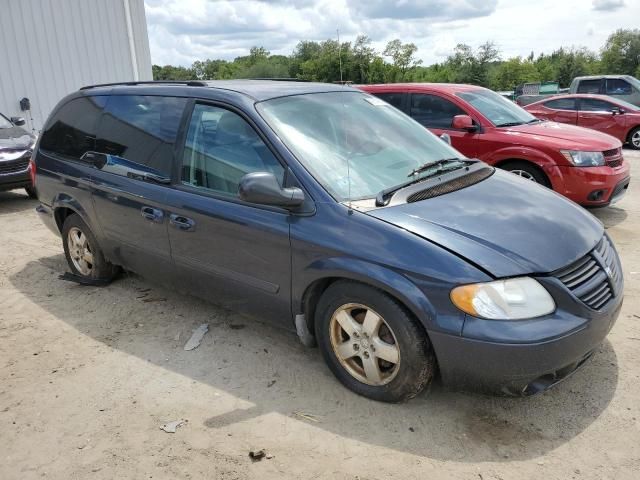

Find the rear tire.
[
  {"left": 62, "top": 214, "right": 118, "bottom": 281},
  {"left": 314, "top": 281, "right": 436, "bottom": 403},
  {"left": 25, "top": 185, "right": 37, "bottom": 199},
  {"left": 501, "top": 160, "right": 550, "bottom": 187},
  {"left": 628, "top": 126, "right": 640, "bottom": 150}
]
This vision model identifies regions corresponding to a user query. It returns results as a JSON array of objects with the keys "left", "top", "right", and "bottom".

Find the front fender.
[
  {"left": 486, "top": 146, "right": 565, "bottom": 190},
  {"left": 296, "top": 256, "right": 438, "bottom": 332},
  {"left": 51, "top": 193, "right": 93, "bottom": 232}
]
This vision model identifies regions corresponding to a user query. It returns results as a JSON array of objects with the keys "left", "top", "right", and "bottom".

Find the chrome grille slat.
[{"left": 554, "top": 235, "right": 621, "bottom": 310}]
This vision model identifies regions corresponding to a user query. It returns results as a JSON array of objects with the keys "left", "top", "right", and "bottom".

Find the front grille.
[
  {"left": 0, "top": 157, "right": 30, "bottom": 175},
  {"left": 603, "top": 147, "right": 623, "bottom": 168},
  {"left": 407, "top": 167, "right": 494, "bottom": 203},
  {"left": 554, "top": 236, "right": 622, "bottom": 310}
]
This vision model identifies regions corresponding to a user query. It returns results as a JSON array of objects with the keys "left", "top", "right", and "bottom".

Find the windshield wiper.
[
  {"left": 407, "top": 158, "right": 462, "bottom": 177},
  {"left": 495, "top": 121, "right": 524, "bottom": 127},
  {"left": 375, "top": 158, "right": 466, "bottom": 207}
]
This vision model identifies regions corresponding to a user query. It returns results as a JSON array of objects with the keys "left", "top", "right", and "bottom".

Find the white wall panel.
[{"left": 0, "top": 0, "right": 152, "bottom": 131}]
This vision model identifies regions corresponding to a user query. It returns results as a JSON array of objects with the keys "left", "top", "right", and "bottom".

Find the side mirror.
[
  {"left": 439, "top": 133, "right": 451, "bottom": 145},
  {"left": 452, "top": 114, "right": 477, "bottom": 132},
  {"left": 10, "top": 116, "right": 26, "bottom": 126},
  {"left": 238, "top": 172, "right": 304, "bottom": 208},
  {"left": 611, "top": 107, "right": 625, "bottom": 115}
]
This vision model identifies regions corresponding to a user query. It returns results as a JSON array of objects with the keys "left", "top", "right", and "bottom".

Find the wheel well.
[
  {"left": 627, "top": 125, "right": 640, "bottom": 143},
  {"left": 300, "top": 277, "right": 431, "bottom": 341},
  {"left": 495, "top": 158, "right": 551, "bottom": 187},
  {"left": 54, "top": 207, "right": 75, "bottom": 232}
]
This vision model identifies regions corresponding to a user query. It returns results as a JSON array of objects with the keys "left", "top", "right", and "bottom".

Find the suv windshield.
[
  {"left": 257, "top": 92, "right": 465, "bottom": 201},
  {"left": 0, "top": 114, "right": 13, "bottom": 129},
  {"left": 457, "top": 89, "right": 536, "bottom": 127}
]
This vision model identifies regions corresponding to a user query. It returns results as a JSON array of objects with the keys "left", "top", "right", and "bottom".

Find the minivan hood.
[
  {"left": 503, "top": 121, "right": 621, "bottom": 150},
  {"left": 367, "top": 169, "right": 604, "bottom": 277}
]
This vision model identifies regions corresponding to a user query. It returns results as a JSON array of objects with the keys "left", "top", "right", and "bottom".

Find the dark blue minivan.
[{"left": 32, "top": 81, "right": 623, "bottom": 402}]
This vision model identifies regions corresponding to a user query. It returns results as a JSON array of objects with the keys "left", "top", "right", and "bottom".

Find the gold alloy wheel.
[
  {"left": 67, "top": 227, "right": 94, "bottom": 276},
  {"left": 329, "top": 303, "right": 401, "bottom": 386}
]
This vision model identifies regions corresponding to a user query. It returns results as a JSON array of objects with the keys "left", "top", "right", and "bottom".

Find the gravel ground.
[{"left": 1, "top": 151, "right": 639, "bottom": 479}]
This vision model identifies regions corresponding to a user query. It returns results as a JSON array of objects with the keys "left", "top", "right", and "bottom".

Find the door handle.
[
  {"left": 169, "top": 213, "right": 196, "bottom": 232},
  {"left": 141, "top": 206, "right": 164, "bottom": 223}
]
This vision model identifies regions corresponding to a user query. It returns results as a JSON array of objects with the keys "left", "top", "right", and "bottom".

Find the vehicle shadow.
[
  {"left": 0, "top": 190, "right": 36, "bottom": 214},
  {"left": 590, "top": 205, "right": 628, "bottom": 229},
  {"left": 10, "top": 255, "right": 619, "bottom": 463}
]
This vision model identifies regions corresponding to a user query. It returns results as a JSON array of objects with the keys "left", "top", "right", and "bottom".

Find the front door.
[
  {"left": 408, "top": 92, "right": 482, "bottom": 158},
  {"left": 164, "top": 103, "right": 293, "bottom": 326},
  {"left": 577, "top": 97, "right": 627, "bottom": 141}
]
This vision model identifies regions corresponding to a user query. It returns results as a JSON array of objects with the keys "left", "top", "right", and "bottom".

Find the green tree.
[
  {"left": 601, "top": 29, "right": 640, "bottom": 75},
  {"left": 383, "top": 39, "right": 421, "bottom": 81}
]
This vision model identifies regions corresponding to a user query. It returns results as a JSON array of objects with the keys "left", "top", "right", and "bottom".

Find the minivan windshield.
[
  {"left": 257, "top": 92, "right": 466, "bottom": 201},
  {"left": 457, "top": 89, "right": 537, "bottom": 127}
]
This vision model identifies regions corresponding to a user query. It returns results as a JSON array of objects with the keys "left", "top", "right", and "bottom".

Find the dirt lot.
[{"left": 1, "top": 152, "right": 639, "bottom": 480}]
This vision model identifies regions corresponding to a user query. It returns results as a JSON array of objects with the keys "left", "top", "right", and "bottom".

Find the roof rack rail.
[
  {"left": 248, "top": 78, "right": 309, "bottom": 82},
  {"left": 80, "top": 80, "right": 208, "bottom": 90}
]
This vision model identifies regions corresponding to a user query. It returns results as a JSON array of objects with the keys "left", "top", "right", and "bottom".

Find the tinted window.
[
  {"left": 40, "top": 96, "right": 106, "bottom": 159},
  {"left": 410, "top": 93, "right": 465, "bottom": 128},
  {"left": 374, "top": 92, "right": 404, "bottom": 111},
  {"left": 577, "top": 79, "right": 602, "bottom": 94},
  {"left": 96, "top": 95, "right": 187, "bottom": 176},
  {"left": 544, "top": 98, "right": 577, "bottom": 110},
  {"left": 580, "top": 98, "right": 614, "bottom": 112},
  {"left": 606, "top": 78, "right": 632, "bottom": 95},
  {"left": 181, "top": 104, "right": 284, "bottom": 197}
]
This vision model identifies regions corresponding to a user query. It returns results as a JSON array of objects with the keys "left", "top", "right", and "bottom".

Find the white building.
[{"left": 0, "top": 0, "right": 152, "bottom": 132}]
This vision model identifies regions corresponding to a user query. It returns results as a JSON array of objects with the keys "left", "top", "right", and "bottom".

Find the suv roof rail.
[
  {"left": 79, "top": 80, "right": 208, "bottom": 90},
  {"left": 247, "top": 78, "right": 309, "bottom": 82}
]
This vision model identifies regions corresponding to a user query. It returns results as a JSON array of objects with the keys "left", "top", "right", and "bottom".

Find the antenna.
[{"left": 337, "top": 29, "right": 343, "bottom": 84}]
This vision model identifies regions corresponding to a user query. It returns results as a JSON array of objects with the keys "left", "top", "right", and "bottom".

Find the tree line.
[{"left": 153, "top": 29, "right": 640, "bottom": 91}]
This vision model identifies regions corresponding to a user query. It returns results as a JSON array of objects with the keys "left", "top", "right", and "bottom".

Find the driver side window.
[{"left": 181, "top": 104, "right": 284, "bottom": 197}]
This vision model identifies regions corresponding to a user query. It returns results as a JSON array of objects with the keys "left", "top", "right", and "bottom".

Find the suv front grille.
[
  {"left": 554, "top": 236, "right": 622, "bottom": 310},
  {"left": 603, "top": 147, "right": 623, "bottom": 168},
  {"left": 0, "top": 157, "right": 30, "bottom": 175}
]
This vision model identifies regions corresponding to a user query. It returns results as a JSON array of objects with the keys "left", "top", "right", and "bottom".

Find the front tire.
[
  {"left": 501, "top": 160, "right": 550, "bottom": 187},
  {"left": 315, "top": 281, "right": 436, "bottom": 402},
  {"left": 62, "top": 214, "right": 118, "bottom": 281},
  {"left": 628, "top": 126, "right": 640, "bottom": 150}
]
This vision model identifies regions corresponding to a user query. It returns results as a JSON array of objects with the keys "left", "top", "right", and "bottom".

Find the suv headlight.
[
  {"left": 561, "top": 150, "right": 605, "bottom": 166},
  {"left": 450, "top": 277, "right": 555, "bottom": 320}
]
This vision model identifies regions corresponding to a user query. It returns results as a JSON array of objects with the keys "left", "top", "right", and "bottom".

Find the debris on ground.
[
  {"left": 142, "top": 297, "right": 167, "bottom": 303},
  {"left": 183, "top": 324, "right": 209, "bottom": 351},
  {"left": 58, "top": 272, "right": 111, "bottom": 286},
  {"left": 229, "top": 323, "right": 246, "bottom": 330},
  {"left": 292, "top": 411, "right": 320, "bottom": 423},
  {"left": 249, "top": 449, "right": 273, "bottom": 461},
  {"left": 160, "top": 419, "right": 186, "bottom": 433},
  {"left": 267, "top": 380, "right": 276, "bottom": 388}
]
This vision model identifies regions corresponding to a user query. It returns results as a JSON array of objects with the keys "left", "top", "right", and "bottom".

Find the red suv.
[{"left": 358, "top": 84, "right": 631, "bottom": 206}]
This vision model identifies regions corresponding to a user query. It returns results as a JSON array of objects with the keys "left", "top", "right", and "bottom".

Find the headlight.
[
  {"left": 561, "top": 150, "right": 604, "bottom": 166},
  {"left": 450, "top": 277, "right": 555, "bottom": 320}
]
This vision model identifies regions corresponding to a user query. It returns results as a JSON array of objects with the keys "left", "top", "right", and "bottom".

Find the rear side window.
[
  {"left": 96, "top": 95, "right": 187, "bottom": 176},
  {"left": 544, "top": 98, "right": 577, "bottom": 110},
  {"left": 580, "top": 98, "right": 614, "bottom": 112},
  {"left": 181, "top": 104, "right": 284, "bottom": 197},
  {"left": 410, "top": 93, "right": 465, "bottom": 129},
  {"left": 577, "top": 79, "right": 602, "bottom": 94},
  {"left": 374, "top": 92, "right": 405, "bottom": 111},
  {"left": 40, "top": 96, "right": 106, "bottom": 159},
  {"left": 605, "top": 79, "right": 632, "bottom": 95}
]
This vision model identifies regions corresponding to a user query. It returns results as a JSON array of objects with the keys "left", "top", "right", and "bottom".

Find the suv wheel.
[
  {"left": 62, "top": 214, "right": 118, "bottom": 280},
  {"left": 628, "top": 126, "right": 640, "bottom": 150},
  {"left": 315, "top": 281, "right": 436, "bottom": 402},
  {"left": 501, "top": 160, "right": 550, "bottom": 186}
]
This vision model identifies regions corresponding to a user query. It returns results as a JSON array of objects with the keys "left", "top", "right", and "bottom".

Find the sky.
[{"left": 144, "top": 0, "right": 640, "bottom": 67}]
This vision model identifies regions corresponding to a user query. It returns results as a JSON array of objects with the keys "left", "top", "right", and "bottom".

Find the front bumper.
[
  {"left": 0, "top": 156, "right": 31, "bottom": 191},
  {"left": 430, "top": 284, "right": 622, "bottom": 396},
  {"left": 554, "top": 162, "right": 630, "bottom": 206}
]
